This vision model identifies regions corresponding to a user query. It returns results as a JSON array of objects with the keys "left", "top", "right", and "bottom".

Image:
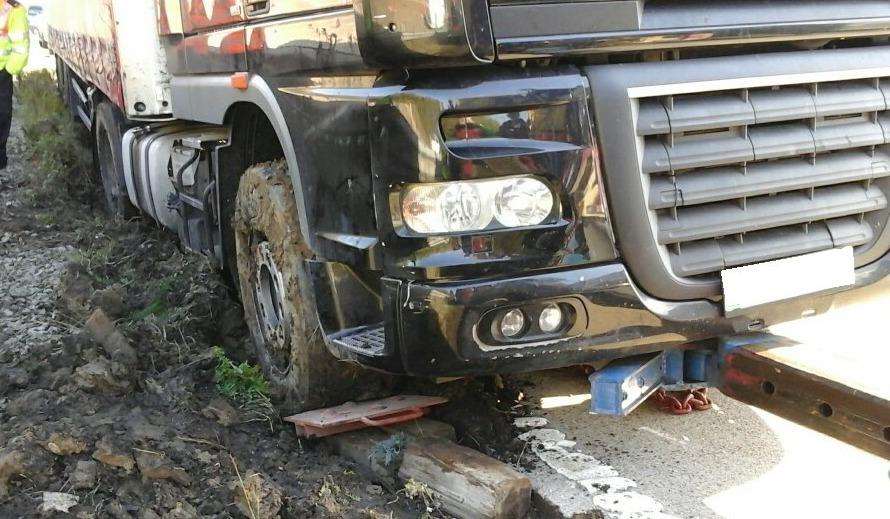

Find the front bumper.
[{"left": 372, "top": 251, "right": 890, "bottom": 377}]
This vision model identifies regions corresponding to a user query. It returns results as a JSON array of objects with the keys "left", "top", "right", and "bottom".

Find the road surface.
[{"left": 515, "top": 279, "right": 890, "bottom": 519}]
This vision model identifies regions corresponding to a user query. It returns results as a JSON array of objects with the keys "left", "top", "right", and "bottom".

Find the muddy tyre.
[
  {"left": 233, "top": 161, "right": 384, "bottom": 413},
  {"left": 94, "top": 102, "right": 136, "bottom": 219}
]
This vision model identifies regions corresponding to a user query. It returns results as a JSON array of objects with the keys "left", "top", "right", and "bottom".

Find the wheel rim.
[{"left": 251, "top": 239, "right": 292, "bottom": 372}]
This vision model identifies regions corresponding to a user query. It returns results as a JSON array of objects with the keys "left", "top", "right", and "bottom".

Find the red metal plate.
[{"left": 283, "top": 395, "right": 449, "bottom": 438}]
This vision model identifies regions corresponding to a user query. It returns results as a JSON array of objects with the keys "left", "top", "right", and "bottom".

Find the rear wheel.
[
  {"left": 233, "top": 161, "right": 386, "bottom": 413},
  {"left": 93, "top": 102, "right": 136, "bottom": 219}
]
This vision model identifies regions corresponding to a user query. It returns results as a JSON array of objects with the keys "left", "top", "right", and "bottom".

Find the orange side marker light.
[{"left": 230, "top": 72, "right": 250, "bottom": 91}]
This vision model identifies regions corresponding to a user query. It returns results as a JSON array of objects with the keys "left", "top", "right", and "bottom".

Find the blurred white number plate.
[{"left": 722, "top": 246, "right": 855, "bottom": 315}]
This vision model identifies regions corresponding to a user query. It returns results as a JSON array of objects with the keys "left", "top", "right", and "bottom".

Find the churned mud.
[
  {"left": 0, "top": 109, "right": 441, "bottom": 518},
  {"left": 0, "top": 91, "right": 534, "bottom": 517}
]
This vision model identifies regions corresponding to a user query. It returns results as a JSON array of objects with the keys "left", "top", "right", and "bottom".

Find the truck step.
[{"left": 331, "top": 324, "right": 386, "bottom": 357}]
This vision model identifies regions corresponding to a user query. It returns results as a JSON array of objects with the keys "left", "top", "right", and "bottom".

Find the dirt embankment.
[{"left": 0, "top": 73, "right": 529, "bottom": 518}]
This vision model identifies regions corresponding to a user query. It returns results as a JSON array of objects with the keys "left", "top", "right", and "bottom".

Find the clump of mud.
[{"left": 425, "top": 376, "right": 533, "bottom": 468}]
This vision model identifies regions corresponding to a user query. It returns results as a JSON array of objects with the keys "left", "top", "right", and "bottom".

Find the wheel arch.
[{"left": 170, "top": 75, "right": 315, "bottom": 250}]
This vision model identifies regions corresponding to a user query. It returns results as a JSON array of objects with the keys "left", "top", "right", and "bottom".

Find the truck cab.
[{"left": 47, "top": 0, "right": 890, "bottom": 411}]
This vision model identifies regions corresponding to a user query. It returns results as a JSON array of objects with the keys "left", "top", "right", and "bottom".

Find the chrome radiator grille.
[{"left": 637, "top": 80, "right": 890, "bottom": 278}]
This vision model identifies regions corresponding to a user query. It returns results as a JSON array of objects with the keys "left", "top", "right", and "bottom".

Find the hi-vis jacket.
[{"left": 0, "top": 3, "right": 28, "bottom": 75}]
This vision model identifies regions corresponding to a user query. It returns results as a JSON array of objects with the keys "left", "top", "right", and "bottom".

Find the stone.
[
  {"left": 40, "top": 492, "right": 79, "bottom": 513},
  {"left": 0, "top": 366, "right": 30, "bottom": 395},
  {"left": 90, "top": 285, "right": 126, "bottom": 318},
  {"left": 57, "top": 263, "right": 96, "bottom": 319},
  {"left": 201, "top": 397, "right": 240, "bottom": 427},
  {"left": 6, "top": 388, "right": 53, "bottom": 416},
  {"left": 92, "top": 437, "right": 135, "bottom": 472},
  {"left": 44, "top": 432, "right": 88, "bottom": 456},
  {"left": 75, "top": 357, "right": 131, "bottom": 394},
  {"left": 513, "top": 417, "right": 549, "bottom": 429},
  {"left": 0, "top": 450, "right": 25, "bottom": 497},
  {"left": 126, "top": 409, "right": 169, "bottom": 442},
  {"left": 136, "top": 451, "right": 192, "bottom": 486},
  {"left": 70, "top": 460, "right": 98, "bottom": 490},
  {"left": 161, "top": 501, "right": 199, "bottom": 519},
  {"left": 85, "top": 308, "right": 138, "bottom": 367}
]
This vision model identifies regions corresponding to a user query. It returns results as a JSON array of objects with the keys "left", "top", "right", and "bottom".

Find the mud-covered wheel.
[
  {"left": 233, "top": 161, "right": 383, "bottom": 413},
  {"left": 94, "top": 102, "right": 136, "bottom": 219}
]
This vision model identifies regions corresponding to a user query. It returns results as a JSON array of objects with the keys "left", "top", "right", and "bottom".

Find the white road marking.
[
  {"left": 518, "top": 426, "right": 680, "bottom": 519},
  {"left": 513, "top": 416, "right": 549, "bottom": 428}
]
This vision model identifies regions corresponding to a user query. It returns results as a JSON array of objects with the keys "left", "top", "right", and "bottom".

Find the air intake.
[
  {"left": 639, "top": 81, "right": 888, "bottom": 277},
  {"left": 587, "top": 48, "right": 890, "bottom": 300}
]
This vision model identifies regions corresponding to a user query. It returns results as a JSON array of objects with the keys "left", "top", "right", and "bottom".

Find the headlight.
[{"left": 397, "top": 176, "right": 556, "bottom": 235}]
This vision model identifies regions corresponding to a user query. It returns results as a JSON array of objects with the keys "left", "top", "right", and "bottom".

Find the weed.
[
  {"left": 130, "top": 299, "right": 169, "bottom": 321},
  {"left": 212, "top": 347, "right": 277, "bottom": 427},
  {"left": 15, "top": 70, "right": 95, "bottom": 205},
  {"left": 317, "top": 474, "right": 359, "bottom": 515},
  {"left": 35, "top": 212, "right": 54, "bottom": 226},
  {"left": 401, "top": 479, "right": 439, "bottom": 514},
  {"left": 212, "top": 346, "right": 269, "bottom": 401}
]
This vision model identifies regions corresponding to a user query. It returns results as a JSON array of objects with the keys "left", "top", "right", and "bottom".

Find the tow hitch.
[{"left": 589, "top": 333, "right": 890, "bottom": 460}]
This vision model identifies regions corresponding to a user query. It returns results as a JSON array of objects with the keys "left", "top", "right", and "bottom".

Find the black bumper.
[{"left": 358, "top": 251, "right": 890, "bottom": 377}]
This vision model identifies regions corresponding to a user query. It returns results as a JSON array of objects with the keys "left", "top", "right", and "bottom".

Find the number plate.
[{"left": 722, "top": 247, "right": 855, "bottom": 316}]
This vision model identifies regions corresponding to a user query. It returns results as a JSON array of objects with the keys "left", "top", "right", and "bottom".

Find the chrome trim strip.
[
  {"left": 627, "top": 67, "right": 890, "bottom": 98},
  {"left": 497, "top": 18, "right": 890, "bottom": 58}
]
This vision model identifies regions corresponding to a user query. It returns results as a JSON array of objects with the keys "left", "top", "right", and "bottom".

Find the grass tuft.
[
  {"left": 212, "top": 346, "right": 277, "bottom": 429},
  {"left": 212, "top": 346, "right": 270, "bottom": 401},
  {"left": 15, "top": 70, "right": 94, "bottom": 204}
]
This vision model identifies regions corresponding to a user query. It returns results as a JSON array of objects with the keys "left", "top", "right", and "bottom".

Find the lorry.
[{"left": 43, "top": 0, "right": 890, "bottom": 416}]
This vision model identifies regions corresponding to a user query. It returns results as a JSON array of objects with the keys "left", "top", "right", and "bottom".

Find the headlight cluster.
[{"left": 396, "top": 176, "right": 556, "bottom": 235}]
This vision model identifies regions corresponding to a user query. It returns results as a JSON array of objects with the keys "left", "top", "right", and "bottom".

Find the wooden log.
[
  {"left": 398, "top": 440, "right": 531, "bottom": 519},
  {"left": 327, "top": 419, "right": 531, "bottom": 519},
  {"left": 327, "top": 419, "right": 455, "bottom": 489},
  {"left": 382, "top": 418, "right": 456, "bottom": 442}
]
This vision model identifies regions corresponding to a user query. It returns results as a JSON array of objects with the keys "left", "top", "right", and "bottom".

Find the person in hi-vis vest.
[{"left": 0, "top": 0, "right": 27, "bottom": 170}]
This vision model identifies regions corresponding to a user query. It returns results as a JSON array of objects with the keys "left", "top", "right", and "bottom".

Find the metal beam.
[{"left": 719, "top": 335, "right": 890, "bottom": 460}]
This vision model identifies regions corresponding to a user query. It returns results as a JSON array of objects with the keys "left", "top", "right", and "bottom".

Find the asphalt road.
[{"left": 516, "top": 278, "right": 890, "bottom": 519}]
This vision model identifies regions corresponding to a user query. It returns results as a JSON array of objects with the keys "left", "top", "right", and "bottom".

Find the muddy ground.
[{"left": 0, "top": 96, "right": 531, "bottom": 518}]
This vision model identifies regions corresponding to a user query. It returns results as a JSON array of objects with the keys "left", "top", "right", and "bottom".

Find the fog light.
[
  {"left": 500, "top": 309, "right": 526, "bottom": 337},
  {"left": 539, "top": 304, "right": 563, "bottom": 333}
]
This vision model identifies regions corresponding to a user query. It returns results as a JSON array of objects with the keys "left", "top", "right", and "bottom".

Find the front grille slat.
[
  {"left": 638, "top": 100, "right": 670, "bottom": 136},
  {"left": 814, "top": 119, "right": 885, "bottom": 152},
  {"left": 749, "top": 123, "right": 815, "bottom": 160},
  {"left": 646, "top": 132, "right": 754, "bottom": 173},
  {"left": 814, "top": 81, "right": 886, "bottom": 117},
  {"left": 635, "top": 75, "right": 890, "bottom": 281},
  {"left": 649, "top": 149, "right": 890, "bottom": 209},
  {"left": 670, "top": 217, "right": 874, "bottom": 277},
  {"left": 656, "top": 184, "right": 886, "bottom": 245},
  {"left": 666, "top": 93, "right": 756, "bottom": 133},
  {"left": 749, "top": 87, "right": 816, "bottom": 123}
]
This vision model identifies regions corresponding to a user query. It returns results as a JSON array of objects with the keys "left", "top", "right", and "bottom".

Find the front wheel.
[{"left": 233, "top": 161, "right": 387, "bottom": 413}]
